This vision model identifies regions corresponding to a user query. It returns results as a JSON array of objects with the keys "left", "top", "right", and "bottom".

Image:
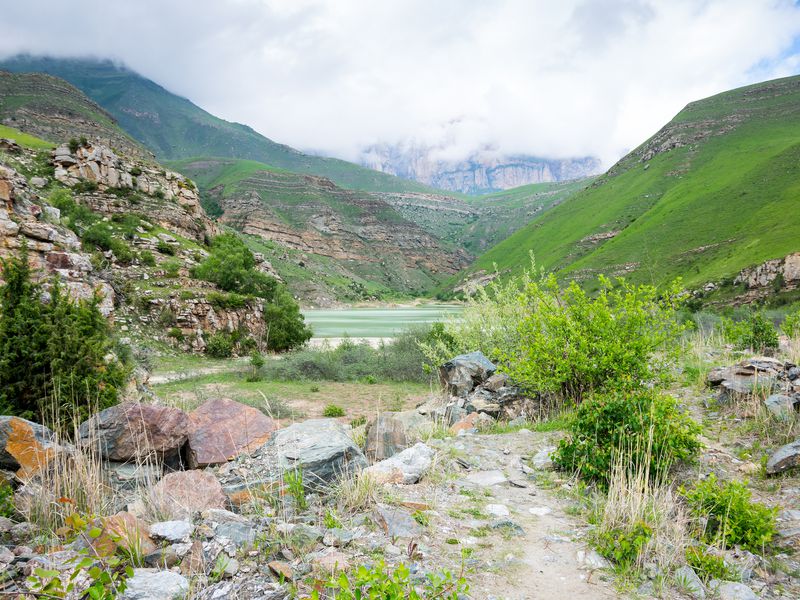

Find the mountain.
[
  {"left": 360, "top": 143, "right": 600, "bottom": 194},
  {"left": 0, "top": 70, "right": 147, "bottom": 159},
  {"left": 453, "top": 75, "right": 800, "bottom": 301},
  {"left": 171, "top": 157, "right": 471, "bottom": 304},
  {"left": 0, "top": 55, "right": 439, "bottom": 194}
]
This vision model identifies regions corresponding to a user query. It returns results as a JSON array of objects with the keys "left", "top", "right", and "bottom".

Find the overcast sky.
[{"left": 2, "top": 0, "right": 800, "bottom": 166}]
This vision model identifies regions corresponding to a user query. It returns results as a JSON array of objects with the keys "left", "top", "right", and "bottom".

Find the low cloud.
[{"left": 1, "top": 0, "right": 799, "bottom": 167}]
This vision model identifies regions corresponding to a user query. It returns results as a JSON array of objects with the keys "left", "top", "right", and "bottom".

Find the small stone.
[
  {"left": 491, "top": 520, "right": 525, "bottom": 537},
  {"left": 180, "top": 540, "right": 205, "bottom": 576},
  {"left": 149, "top": 521, "right": 194, "bottom": 543},
  {"left": 709, "top": 580, "right": 757, "bottom": 600},
  {"left": 289, "top": 524, "right": 323, "bottom": 549},
  {"left": 144, "top": 546, "right": 180, "bottom": 568},
  {"left": 764, "top": 394, "right": 796, "bottom": 420},
  {"left": 486, "top": 504, "right": 510, "bottom": 517},
  {"left": 529, "top": 506, "right": 552, "bottom": 516},
  {"left": 363, "top": 442, "right": 435, "bottom": 484},
  {"left": 576, "top": 549, "right": 610, "bottom": 570},
  {"left": 766, "top": 439, "right": 800, "bottom": 474},
  {"left": 465, "top": 470, "right": 507, "bottom": 487},
  {"left": 122, "top": 569, "right": 189, "bottom": 600},
  {"left": 373, "top": 504, "right": 422, "bottom": 538},
  {"left": 149, "top": 471, "right": 226, "bottom": 519},
  {"left": 268, "top": 560, "right": 293, "bottom": 581},
  {"left": 532, "top": 447, "right": 555, "bottom": 470},
  {"left": 312, "top": 549, "right": 350, "bottom": 573}
]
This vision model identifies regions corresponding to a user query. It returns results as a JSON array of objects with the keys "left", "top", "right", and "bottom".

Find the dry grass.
[
  {"left": 331, "top": 472, "right": 382, "bottom": 514},
  {"left": 595, "top": 440, "right": 689, "bottom": 573}
]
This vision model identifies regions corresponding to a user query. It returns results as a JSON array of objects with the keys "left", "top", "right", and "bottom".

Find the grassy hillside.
[
  {"left": 172, "top": 157, "right": 469, "bottom": 303},
  {"left": 0, "top": 70, "right": 145, "bottom": 156},
  {"left": 0, "top": 124, "right": 54, "bottom": 149},
  {"left": 0, "top": 56, "right": 442, "bottom": 194},
  {"left": 458, "top": 75, "right": 800, "bottom": 294}
]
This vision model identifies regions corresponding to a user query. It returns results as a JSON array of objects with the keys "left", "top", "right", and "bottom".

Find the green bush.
[
  {"left": 552, "top": 388, "right": 702, "bottom": 488},
  {"left": 421, "top": 263, "right": 686, "bottom": 399},
  {"left": 0, "top": 247, "right": 129, "bottom": 426},
  {"left": 680, "top": 474, "right": 777, "bottom": 552},
  {"left": 205, "top": 332, "right": 234, "bottom": 358},
  {"left": 312, "top": 560, "right": 468, "bottom": 600},
  {"left": 139, "top": 250, "right": 156, "bottom": 267},
  {"left": 156, "top": 240, "right": 176, "bottom": 255},
  {"left": 721, "top": 312, "right": 778, "bottom": 353},
  {"left": 322, "top": 404, "right": 345, "bottom": 417},
  {"left": 685, "top": 547, "right": 737, "bottom": 583},
  {"left": 162, "top": 258, "right": 181, "bottom": 278},
  {"left": 68, "top": 138, "right": 80, "bottom": 153},
  {"left": 263, "top": 287, "right": 312, "bottom": 352},
  {"left": 262, "top": 327, "right": 433, "bottom": 383},
  {"left": 0, "top": 480, "right": 14, "bottom": 518},
  {"left": 781, "top": 310, "right": 800, "bottom": 338},
  {"left": 595, "top": 522, "right": 652, "bottom": 567},
  {"left": 192, "top": 233, "right": 277, "bottom": 297},
  {"left": 207, "top": 290, "right": 248, "bottom": 310}
]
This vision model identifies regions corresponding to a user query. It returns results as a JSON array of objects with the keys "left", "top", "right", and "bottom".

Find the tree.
[
  {"left": 0, "top": 246, "right": 128, "bottom": 426},
  {"left": 264, "top": 287, "right": 313, "bottom": 352}
]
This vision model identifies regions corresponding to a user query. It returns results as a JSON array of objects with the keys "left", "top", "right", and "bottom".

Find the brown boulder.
[
  {"left": 0, "top": 416, "right": 60, "bottom": 478},
  {"left": 149, "top": 470, "right": 226, "bottom": 519},
  {"left": 78, "top": 403, "right": 189, "bottom": 464},
  {"left": 187, "top": 398, "right": 277, "bottom": 468},
  {"left": 365, "top": 414, "right": 409, "bottom": 461}
]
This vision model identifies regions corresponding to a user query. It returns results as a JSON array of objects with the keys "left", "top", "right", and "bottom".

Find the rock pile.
[{"left": 708, "top": 356, "right": 800, "bottom": 404}]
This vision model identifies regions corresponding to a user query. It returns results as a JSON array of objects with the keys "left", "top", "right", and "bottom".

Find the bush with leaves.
[
  {"left": 552, "top": 388, "right": 702, "bottom": 489},
  {"left": 720, "top": 312, "right": 778, "bottom": 353},
  {"left": 205, "top": 332, "right": 235, "bottom": 358},
  {"left": 263, "top": 287, "right": 312, "bottom": 351},
  {"left": 680, "top": 474, "right": 777, "bottom": 552},
  {"left": 0, "top": 247, "right": 129, "bottom": 425},
  {"left": 312, "top": 560, "right": 468, "bottom": 600},
  {"left": 421, "top": 262, "right": 686, "bottom": 399},
  {"left": 781, "top": 309, "right": 800, "bottom": 338}
]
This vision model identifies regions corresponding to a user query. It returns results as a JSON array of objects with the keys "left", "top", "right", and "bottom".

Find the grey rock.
[
  {"left": 149, "top": 520, "right": 194, "bottom": 543},
  {"left": 532, "top": 447, "right": 555, "bottom": 470},
  {"left": 675, "top": 565, "right": 705, "bottom": 598},
  {"left": 464, "top": 469, "right": 507, "bottom": 487},
  {"left": 323, "top": 528, "right": 355, "bottom": 547},
  {"left": 289, "top": 524, "right": 323, "bottom": 549},
  {"left": 764, "top": 394, "right": 797, "bottom": 420},
  {"left": 196, "top": 580, "right": 287, "bottom": 600},
  {"left": 0, "top": 516, "right": 14, "bottom": 533},
  {"left": 122, "top": 569, "right": 189, "bottom": 600},
  {"left": 215, "top": 521, "right": 256, "bottom": 548},
  {"left": 143, "top": 546, "right": 180, "bottom": 568},
  {"left": 439, "top": 352, "right": 497, "bottom": 396},
  {"left": 709, "top": 581, "right": 758, "bottom": 600},
  {"left": 766, "top": 438, "right": 800, "bottom": 474},
  {"left": 491, "top": 520, "right": 525, "bottom": 537},
  {"left": 224, "top": 419, "right": 367, "bottom": 493},
  {"left": 576, "top": 548, "right": 610, "bottom": 569},
  {"left": 373, "top": 504, "right": 422, "bottom": 538},
  {"left": 30, "top": 177, "right": 47, "bottom": 188},
  {"left": 363, "top": 442, "right": 435, "bottom": 484}
]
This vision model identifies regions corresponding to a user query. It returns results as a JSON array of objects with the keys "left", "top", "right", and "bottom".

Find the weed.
[{"left": 322, "top": 404, "right": 346, "bottom": 417}]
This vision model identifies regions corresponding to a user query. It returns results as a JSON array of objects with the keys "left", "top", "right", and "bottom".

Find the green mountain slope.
[
  {"left": 0, "top": 70, "right": 145, "bottom": 157},
  {"left": 0, "top": 55, "right": 439, "bottom": 194},
  {"left": 458, "top": 75, "right": 800, "bottom": 294},
  {"left": 172, "top": 157, "right": 470, "bottom": 303}
]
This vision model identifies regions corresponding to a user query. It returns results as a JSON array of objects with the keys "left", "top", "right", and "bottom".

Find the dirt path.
[{"left": 399, "top": 429, "right": 620, "bottom": 599}]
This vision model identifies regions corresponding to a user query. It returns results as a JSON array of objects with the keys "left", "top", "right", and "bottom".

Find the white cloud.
[{"left": 1, "top": 0, "right": 799, "bottom": 166}]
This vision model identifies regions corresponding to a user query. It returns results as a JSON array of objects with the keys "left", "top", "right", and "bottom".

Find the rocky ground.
[{"left": 1, "top": 350, "right": 800, "bottom": 599}]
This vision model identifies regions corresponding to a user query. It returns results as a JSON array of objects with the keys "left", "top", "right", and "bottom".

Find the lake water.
[{"left": 302, "top": 304, "right": 462, "bottom": 339}]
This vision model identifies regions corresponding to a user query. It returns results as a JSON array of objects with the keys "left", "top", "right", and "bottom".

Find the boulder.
[
  {"left": 0, "top": 416, "right": 61, "bottom": 477},
  {"left": 186, "top": 398, "right": 278, "bottom": 468},
  {"left": 764, "top": 394, "right": 798, "bottom": 420},
  {"left": 79, "top": 403, "right": 189, "bottom": 464},
  {"left": 373, "top": 504, "right": 422, "bottom": 538},
  {"left": 675, "top": 565, "right": 705, "bottom": 599},
  {"left": 363, "top": 442, "right": 435, "bottom": 484},
  {"left": 218, "top": 419, "right": 367, "bottom": 499},
  {"left": 766, "top": 439, "right": 800, "bottom": 474},
  {"left": 439, "top": 351, "right": 496, "bottom": 396},
  {"left": 122, "top": 569, "right": 189, "bottom": 600},
  {"left": 365, "top": 413, "right": 409, "bottom": 461},
  {"left": 149, "top": 470, "right": 226, "bottom": 519},
  {"left": 149, "top": 520, "right": 194, "bottom": 543},
  {"left": 708, "top": 581, "right": 757, "bottom": 600}
]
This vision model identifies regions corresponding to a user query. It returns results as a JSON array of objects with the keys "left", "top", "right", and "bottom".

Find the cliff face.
[{"left": 360, "top": 144, "right": 600, "bottom": 194}]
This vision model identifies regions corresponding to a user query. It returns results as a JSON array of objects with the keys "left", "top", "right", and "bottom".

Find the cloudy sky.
[{"left": 2, "top": 0, "right": 800, "bottom": 166}]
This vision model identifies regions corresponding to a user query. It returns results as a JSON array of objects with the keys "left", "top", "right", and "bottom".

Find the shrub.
[
  {"left": 0, "top": 247, "right": 129, "bottom": 425},
  {"left": 781, "top": 310, "right": 800, "bottom": 338},
  {"left": 552, "top": 388, "right": 702, "bottom": 488},
  {"left": 685, "top": 547, "right": 737, "bottom": 583},
  {"left": 721, "top": 312, "right": 778, "bottom": 353},
  {"left": 129, "top": 166, "right": 142, "bottom": 177},
  {"left": 207, "top": 290, "right": 248, "bottom": 310},
  {"left": 322, "top": 404, "right": 345, "bottom": 417},
  {"left": 72, "top": 180, "right": 99, "bottom": 194},
  {"left": 139, "top": 250, "right": 156, "bottom": 267},
  {"left": 192, "top": 233, "right": 277, "bottom": 297},
  {"left": 156, "top": 240, "right": 176, "bottom": 255},
  {"left": 205, "top": 332, "right": 234, "bottom": 358},
  {"left": 421, "top": 262, "right": 686, "bottom": 399},
  {"left": 680, "top": 474, "right": 777, "bottom": 552},
  {"left": 162, "top": 258, "right": 181, "bottom": 278},
  {"left": 263, "top": 287, "right": 312, "bottom": 352},
  {"left": 312, "top": 560, "right": 468, "bottom": 600},
  {"left": 595, "top": 522, "right": 652, "bottom": 567},
  {"left": 68, "top": 138, "right": 80, "bottom": 153},
  {"left": 0, "top": 480, "right": 14, "bottom": 518}
]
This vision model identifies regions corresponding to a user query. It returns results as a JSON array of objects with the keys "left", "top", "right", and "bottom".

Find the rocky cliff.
[{"left": 360, "top": 143, "right": 600, "bottom": 194}]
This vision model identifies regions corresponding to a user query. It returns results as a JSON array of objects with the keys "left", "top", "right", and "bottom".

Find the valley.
[{"left": 1, "top": 35, "right": 800, "bottom": 600}]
